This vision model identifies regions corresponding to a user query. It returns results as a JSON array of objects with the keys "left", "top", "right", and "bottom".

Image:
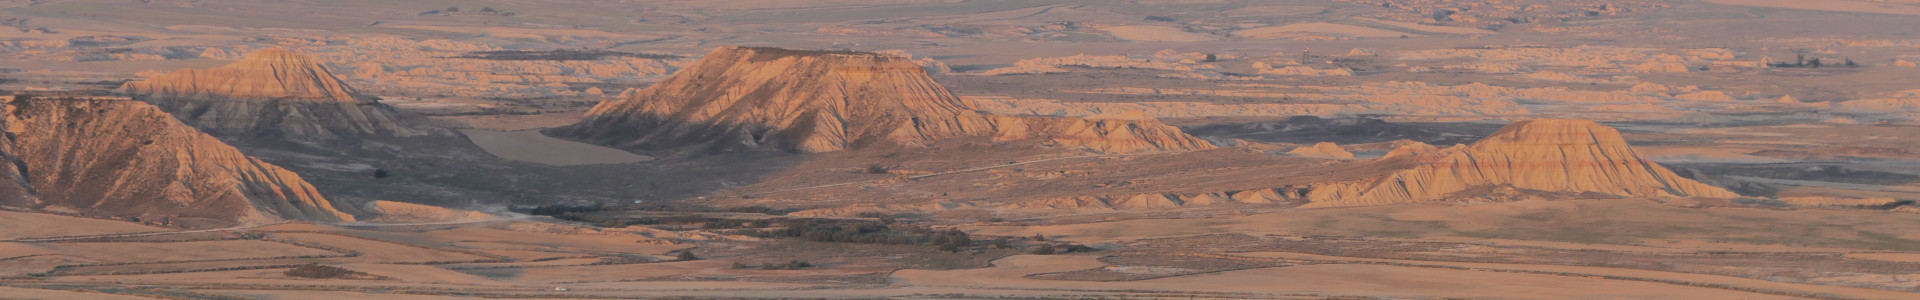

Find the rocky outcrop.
[
  {"left": 1380, "top": 141, "right": 1446, "bottom": 160},
  {"left": 987, "top": 111, "right": 1214, "bottom": 154},
  {"left": 118, "top": 48, "right": 418, "bottom": 140},
  {"left": 360, "top": 200, "right": 495, "bottom": 222},
  {"left": 0, "top": 96, "right": 353, "bottom": 228},
  {"left": 1303, "top": 119, "right": 1736, "bottom": 207},
  {"left": 552, "top": 46, "right": 1214, "bottom": 154},
  {"left": 1287, "top": 142, "right": 1355, "bottom": 159}
]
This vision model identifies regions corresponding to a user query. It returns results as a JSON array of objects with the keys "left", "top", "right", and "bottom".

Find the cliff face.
[
  {"left": 0, "top": 96, "right": 353, "bottom": 228},
  {"left": 118, "top": 48, "right": 416, "bottom": 140},
  {"left": 1305, "top": 119, "right": 1736, "bottom": 207},
  {"left": 552, "top": 46, "right": 1213, "bottom": 154}
]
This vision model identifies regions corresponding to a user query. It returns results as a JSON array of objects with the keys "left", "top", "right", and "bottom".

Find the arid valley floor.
[{"left": 4, "top": 0, "right": 1920, "bottom": 299}]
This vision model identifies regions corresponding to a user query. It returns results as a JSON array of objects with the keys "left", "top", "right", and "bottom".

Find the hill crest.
[
  {"left": 1304, "top": 118, "right": 1736, "bottom": 207},
  {"left": 552, "top": 46, "right": 1213, "bottom": 154}
]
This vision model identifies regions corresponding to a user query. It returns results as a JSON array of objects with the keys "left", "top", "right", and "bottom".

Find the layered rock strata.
[
  {"left": 119, "top": 48, "right": 417, "bottom": 140},
  {"left": 0, "top": 95, "right": 353, "bottom": 227},
  {"left": 551, "top": 46, "right": 1213, "bottom": 154},
  {"left": 1302, "top": 118, "right": 1737, "bottom": 207}
]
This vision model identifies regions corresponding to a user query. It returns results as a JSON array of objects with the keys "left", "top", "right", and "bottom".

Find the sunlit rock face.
[
  {"left": 119, "top": 48, "right": 418, "bottom": 140},
  {"left": 0, "top": 96, "right": 353, "bottom": 228},
  {"left": 552, "top": 46, "right": 1213, "bottom": 154},
  {"left": 1305, "top": 118, "right": 1737, "bottom": 207}
]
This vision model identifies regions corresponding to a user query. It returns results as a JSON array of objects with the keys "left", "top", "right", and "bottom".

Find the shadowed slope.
[{"left": 119, "top": 48, "right": 418, "bottom": 140}]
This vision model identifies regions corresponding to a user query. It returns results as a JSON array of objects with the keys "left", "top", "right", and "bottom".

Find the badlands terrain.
[{"left": 2, "top": 0, "right": 1920, "bottom": 299}]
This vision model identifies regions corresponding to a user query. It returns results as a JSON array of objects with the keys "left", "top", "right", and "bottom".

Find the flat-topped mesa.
[
  {"left": 121, "top": 48, "right": 360, "bottom": 102},
  {"left": 0, "top": 96, "right": 354, "bottom": 228},
  {"left": 1304, "top": 118, "right": 1736, "bottom": 207},
  {"left": 117, "top": 48, "right": 416, "bottom": 140},
  {"left": 551, "top": 46, "right": 1214, "bottom": 154}
]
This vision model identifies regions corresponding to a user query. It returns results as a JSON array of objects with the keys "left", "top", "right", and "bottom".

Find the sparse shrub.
[
  {"left": 722, "top": 205, "right": 792, "bottom": 215},
  {"left": 675, "top": 250, "right": 699, "bottom": 261},
  {"left": 1031, "top": 246, "right": 1057, "bottom": 255},
  {"left": 741, "top": 219, "right": 968, "bottom": 249},
  {"left": 865, "top": 164, "right": 890, "bottom": 174},
  {"left": 754, "top": 260, "right": 813, "bottom": 270},
  {"left": 285, "top": 263, "right": 382, "bottom": 280},
  {"left": 1032, "top": 233, "right": 1046, "bottom": 241},
  {"left": 1063, "top": 244, "right": 1096, "bottom": 253}
]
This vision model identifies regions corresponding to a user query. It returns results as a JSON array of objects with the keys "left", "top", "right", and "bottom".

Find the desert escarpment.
[
  {"left": 118, "top": 48, "right": 419, "bottom": 140},
  {"left": 1303, "top": 119, "right": 1736, "bottom": 207},
  {"left": 552, "top": 46, "right": 1213, "bottom": 154},
  {"left": 0, "top": 95, "right": 353, "bottom": 228}
]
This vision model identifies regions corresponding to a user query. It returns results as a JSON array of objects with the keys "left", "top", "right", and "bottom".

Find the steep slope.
[
  {"left": 551, "top": 46, "right": 1213, "bottom": 154},
  {"left": 118, "top": 48, "right": 416, "bottom": 140},
  {"left": 0, "top": 95, "right": 354, "bottom": 228},
  {"left": 1305, "top": 119, "right": 1736, "bottom": 207}
]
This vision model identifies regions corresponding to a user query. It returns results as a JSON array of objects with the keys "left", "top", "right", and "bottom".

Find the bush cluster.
[
  {"left": 284, "top": 264, "right": 380, "bottom": 280},
  {"left": 743, "top": 220, "right": 972, "bottom": 251}
]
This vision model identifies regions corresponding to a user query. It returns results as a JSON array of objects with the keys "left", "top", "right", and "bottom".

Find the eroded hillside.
[
  {"left": 119, "top": 48, "right": 422, "bottom": 140},
  {"left": 0, "top": 95, "right": 352, "bottom": 228},
  {"left": 552, "top": 46, "right": 1213, "bottom": 154}
]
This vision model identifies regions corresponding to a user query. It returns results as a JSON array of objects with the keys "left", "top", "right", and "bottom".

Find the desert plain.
[{"left": 3, "top": 0, "right": 1920, "bottom": 299}]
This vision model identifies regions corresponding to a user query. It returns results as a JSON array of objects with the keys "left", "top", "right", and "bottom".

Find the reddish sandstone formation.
[
  {"left": 1305, "top": 119, "right": 1736, "bottom": 207},
  {"left": 552, "top": 46, "right": 1213, "bottom": 154},
  {"left": 119, "top": 48, "right": 417, "bottom": 140}
]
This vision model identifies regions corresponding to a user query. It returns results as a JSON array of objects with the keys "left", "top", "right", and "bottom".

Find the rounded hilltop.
[
  {"left": 1477, "top": 118, "right": 1631, "bottom": 146},
  {"left": 1303, "top": 118, "right": 1737, "bottom": 207}
]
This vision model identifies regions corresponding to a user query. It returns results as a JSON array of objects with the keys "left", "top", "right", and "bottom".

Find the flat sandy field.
[{"left": 459, "top": 129, "right": 653, "bottom": 166}]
